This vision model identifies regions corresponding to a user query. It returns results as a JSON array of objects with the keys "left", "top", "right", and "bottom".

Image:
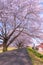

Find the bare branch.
[
  {"left": 7, "top": 28, "right": 24, "bottom": 47},
  {"left": 8, "top": 23, "right": 21, "bottom": 40}
]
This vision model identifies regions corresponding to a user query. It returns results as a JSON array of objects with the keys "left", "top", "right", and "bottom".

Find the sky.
[{"left": 39, "top": 0, "right": 43, "bottom": 18}]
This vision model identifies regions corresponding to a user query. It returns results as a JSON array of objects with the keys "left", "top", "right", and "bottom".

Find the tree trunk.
[
  {"left": 3, "top": 43, "right": 7, "bottom": 52},
  {"left": 3, "top": 46, "right": 7, "bottom": 52}
]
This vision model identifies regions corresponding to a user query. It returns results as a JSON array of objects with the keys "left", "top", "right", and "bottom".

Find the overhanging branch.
[{"left": 7, "top": 28, "right": 24, "bottom": 47}]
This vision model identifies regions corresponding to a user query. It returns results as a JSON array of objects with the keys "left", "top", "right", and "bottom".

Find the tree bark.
[
  {"left": 3, "top": 46, "right": 7, "bottom": 52},
  {"left": 3, "top": 43, "right": 7, "bottom": 52}
]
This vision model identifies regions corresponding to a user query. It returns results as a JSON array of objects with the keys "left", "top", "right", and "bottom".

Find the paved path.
[{"left": 0, "top": 48, "right": 33, "bottom": 65}]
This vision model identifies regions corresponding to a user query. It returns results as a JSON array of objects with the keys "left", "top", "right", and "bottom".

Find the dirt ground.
[{"left": 0, "top": 48, "right": 33, "bottom": 65}]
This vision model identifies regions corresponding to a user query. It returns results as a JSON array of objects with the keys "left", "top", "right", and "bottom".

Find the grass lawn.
[
  {"left": 7, "top": 47, "right": 17, "bottom": 51},
  {"left": 27, "top": 47, "right": 43, "bottom": 65},
  {"left": 0, "top": 47, "right": 17, "bottom": 53}
]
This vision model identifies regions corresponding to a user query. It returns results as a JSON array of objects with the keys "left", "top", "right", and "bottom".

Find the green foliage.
[{"left": 27, "top": 47, "right": 43, "bottom": 59}]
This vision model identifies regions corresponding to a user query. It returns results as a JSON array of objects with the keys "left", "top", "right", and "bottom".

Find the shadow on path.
[{"left": 0, "top": 48, "right": 33, "bottom": 65}]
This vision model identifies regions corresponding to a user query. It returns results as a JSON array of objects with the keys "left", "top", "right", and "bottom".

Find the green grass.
[
  {"left": 27, "top": 47, "right": 43, "bottom": 59},
  {"left": 27, "top": 47, "right": 43, "bottom": 65}
]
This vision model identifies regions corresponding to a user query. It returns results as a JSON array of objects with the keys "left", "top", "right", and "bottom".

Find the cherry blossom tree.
[{"left": 0, "top": 0, "right": 43, "bottom": 52}]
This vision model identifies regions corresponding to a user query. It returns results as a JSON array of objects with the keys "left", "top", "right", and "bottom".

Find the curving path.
[{"left": 0, "top": 48, "right": 33, "bottom": 65}]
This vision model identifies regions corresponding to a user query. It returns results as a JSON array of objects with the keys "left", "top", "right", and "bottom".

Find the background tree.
[{"left": 15, "top": 39, "right": 25, "bottom": 49}]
